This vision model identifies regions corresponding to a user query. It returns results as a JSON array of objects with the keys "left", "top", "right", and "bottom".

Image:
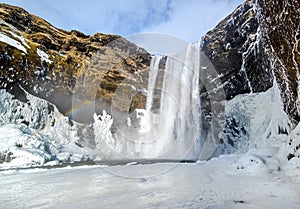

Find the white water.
[
  {"left": 145, "top": 55, "right": 162, "bottom": 111},
  {"left": 152, "top": 43, "right": 201, "bottom": 159},
  {"left": 114, "top": 43, "right": 202, "bottom": 160}
]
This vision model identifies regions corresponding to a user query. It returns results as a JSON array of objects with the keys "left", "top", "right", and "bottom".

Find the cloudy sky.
[{"left": 1, "top": 0, "right": 243, "bottom": 42}]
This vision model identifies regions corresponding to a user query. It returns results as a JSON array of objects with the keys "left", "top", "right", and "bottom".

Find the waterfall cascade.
[
  {"left": 112, "top": 42, "right": 202, "bottom": 160},
  {"left": 153, "top": 42, "right": 201, "bottom": 160}
]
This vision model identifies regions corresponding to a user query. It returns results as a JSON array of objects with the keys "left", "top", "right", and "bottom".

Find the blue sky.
[{"left": 1, "top": 0, "right": 243, "bottom": 42}]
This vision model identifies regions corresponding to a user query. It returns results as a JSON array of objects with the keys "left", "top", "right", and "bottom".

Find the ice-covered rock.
[
  {"left": 0, "top": 124, "right": 58, "bottom": 168},
  {"left": 235, "top": 154, "right": 268, "bottom": 175},
  {"left": 0, "top": 89, "right": 91, "bottom": 169}
]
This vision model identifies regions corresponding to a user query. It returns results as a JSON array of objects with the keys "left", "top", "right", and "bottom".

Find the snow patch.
[
  {"left": 0, "top": 89, "right": 52, "bottom": 130},
  {"left": 10, "top": 31, "right": 30, "bottom": 49},
  {"left": 37, "top": 48, "right": 53, "bottom": 64},
  {"left": 0, "top": 32, "right": 27, "bottom": 53},
  {"left": 0, "top": 124, "right": 59, "bottom": 169},
  {"left": 235, "top": 154, "right": 268, "bottom": 175}
]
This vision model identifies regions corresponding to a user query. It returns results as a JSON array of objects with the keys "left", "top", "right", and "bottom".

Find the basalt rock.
[
  {"left": 201, "top": 0, "right": 273, "bottom": 101},
  {"left": 200, "top": 0, "right": 300, "bottom": 125},
  {"left": 258, "top": 0, "right": 300, "bottom": 121},
  {"left": 199, "top": 0, "right": 300, "bottom": 156}
]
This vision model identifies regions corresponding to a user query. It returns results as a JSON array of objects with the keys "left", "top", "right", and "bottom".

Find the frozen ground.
[{"left": 1, "top": 155, "right": 300, "bottom": 209}]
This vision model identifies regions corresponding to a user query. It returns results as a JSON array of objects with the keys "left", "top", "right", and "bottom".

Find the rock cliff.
[
  {"left": 201, "top": 0, "right": 300, "bottom": 123},
  {"left": 259, "top": 0, "right": 300, "bottom": 121},
  {"left": 0, "top": 3, "right": 151, "bottom": 122},
  {"left": 200, "top": 0, "right": 299, "bottom": 155}
]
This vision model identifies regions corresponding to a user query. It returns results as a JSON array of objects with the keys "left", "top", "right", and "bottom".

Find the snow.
[
  {"left": 93, "top": 111, "right": 115, "bottom": 158},
  {"left": 0, "top": 89, "right": 90, "bottom": 169},
  {"left": 0, "top": 124, "right": 57, "bottom": 169},
  {"left": 10, "top": 31, "right": 30, "bottom": 49},
  {"left": 220, "top": 81, "right": 292, "bottom": 155},
  {"left": 44, "top": 160, "right": 59, "bottom": 166},
  {"left": 0, "top": 18, "right": 29, "bottom": 53},
  {"left": 234, "top": 154, "right": 269, "bottom": 175},
  {"left": 0, "top": 90, "right": 51, "bottom": 130},
  {"left": 1, "top": 156, "right": 300, "bottom": 209},
  {"left": 37, "top": 48, "right": 53, "bottom": 64},
  {"left": 0, "top": 32, "right": 27, "bottom": 53}
]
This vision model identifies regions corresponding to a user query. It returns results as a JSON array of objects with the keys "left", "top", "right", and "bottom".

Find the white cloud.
[
  {"left": 1, "top": 0, "right": 243, "bottom": 42},
  {"left": 142, "top": 0, "right": 243, "bottom": 42}
]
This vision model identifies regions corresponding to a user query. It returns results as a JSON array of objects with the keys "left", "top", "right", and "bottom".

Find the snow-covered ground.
[{"left": 1, "top": 155, "right": 300, "bottom": 209}]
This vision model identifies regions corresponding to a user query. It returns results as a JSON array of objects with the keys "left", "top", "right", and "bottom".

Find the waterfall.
[
  {"left": 146, "top": 55, "right": 162, "bottom": 111},
  {"left": 127, "top": 42, "right": 201, "bottom": 160},
  {"left": 108, "top": 42, "right": 202, "bottom": 160},
  {"left": 153, "top": 42, "right": 201, "bottom": 160}
]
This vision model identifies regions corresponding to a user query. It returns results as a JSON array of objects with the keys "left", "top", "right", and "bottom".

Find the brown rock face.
[
  {"left": 0, "top": 3, "right": 151, "bottom": 120},
  {"left": 258, "top": 0, "right": 300, "bottom": 121}
]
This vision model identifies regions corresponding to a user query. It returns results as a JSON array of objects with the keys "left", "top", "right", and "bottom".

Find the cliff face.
[
  {"left": 201, "top": 0, "right": 300, "bottom": 123},
  {"left": 200, "top": 0, "right": 299, "bottom": 155},
  {"left": 201, "top": 0, "right": 273, "bottom": 100},
  {"left": 0, "top": 4, "right": 150, "bottom": 121},
  {"left": 258, "top": 0, "right": 300, "bottom": 121}
]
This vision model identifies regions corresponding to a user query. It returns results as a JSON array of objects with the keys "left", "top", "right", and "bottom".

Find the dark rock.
[
  {"left": 201, "top": 0, "right": 273, "bottom": 101},
  {"left": 258, "top": 0, "right": 300, "bottom": 121},
  {"left": 200, "top": 0, "right": 299, "bottom": 154}
]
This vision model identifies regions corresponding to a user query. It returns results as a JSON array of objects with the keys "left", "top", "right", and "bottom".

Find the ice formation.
[{"left": 0, "top": 89, "right": 89, "bottom": 169}]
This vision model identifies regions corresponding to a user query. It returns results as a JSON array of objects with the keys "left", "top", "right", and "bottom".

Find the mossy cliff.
[{"left": 0, "top": 3, "right": 151, "bottom": 118}]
